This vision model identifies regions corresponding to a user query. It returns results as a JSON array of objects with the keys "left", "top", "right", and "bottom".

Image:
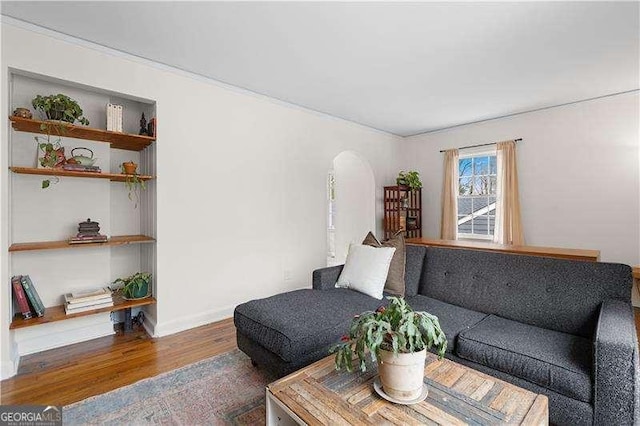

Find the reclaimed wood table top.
[{"left": 267, "top": 352, "right": 548, "bottom": 425}]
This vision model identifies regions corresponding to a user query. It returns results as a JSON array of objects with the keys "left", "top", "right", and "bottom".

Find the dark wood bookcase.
[{"left": 383, "top": 186, "right": 422, "bottom": 240}]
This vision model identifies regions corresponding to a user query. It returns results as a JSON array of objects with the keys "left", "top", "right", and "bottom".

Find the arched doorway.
[{"left": 327, "top": 151, "right": 376, "bottom": 266}]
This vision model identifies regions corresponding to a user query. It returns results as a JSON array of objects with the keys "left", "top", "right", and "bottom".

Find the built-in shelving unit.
[
  {"left": 7, "top": 72, "right": 158, "bottom": 351},
  {"left": 9, "top": 166, "right": 155, "bottom": 182},
  {"left": 9, "top": 116, "right": 155, "bottom": 151},
  {"left": 10, "top": 296, "right": 157, "bottom": 329},
  {"left": 9, "top": 235, "right": 155, "bottom": 252}
]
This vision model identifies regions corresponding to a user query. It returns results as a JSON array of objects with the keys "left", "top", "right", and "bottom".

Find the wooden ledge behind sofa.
[{"left": 406, "top": 238, "right": 600, "bottom": 262}]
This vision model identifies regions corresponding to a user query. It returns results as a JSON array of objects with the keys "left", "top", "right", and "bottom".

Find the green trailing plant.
[
  {"left": 396, "top": 170, "right": 422, "bottom": 190},
  {"left": 113, "top": 272, "right": 151, "bottom": 299},
  {"left": 32, "top": 94, "right": 90, "bottom": 126},
  {"left": 331, "top": 297, "right": 447, "bottom": 373},
  {"left": 121, "top": 164, "right": 146, "bottom": 208}
]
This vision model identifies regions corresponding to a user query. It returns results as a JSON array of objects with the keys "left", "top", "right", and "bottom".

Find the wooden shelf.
[
  {"left": 9, "top": 116, "right": 155, "bottom": 151},
  {"left": 10, "top": 296, "right": 156, "bottom": 329},
  {"left": 9, "top": 166, "right": 154, "bottom": 182},
  {"left": 9, "top": 235, "right": 155, "bottom": 252}
]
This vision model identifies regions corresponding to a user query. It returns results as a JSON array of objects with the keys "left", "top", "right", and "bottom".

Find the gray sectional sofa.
[{"left": 234, "top": 245, "right": 639, "bottom": 425}]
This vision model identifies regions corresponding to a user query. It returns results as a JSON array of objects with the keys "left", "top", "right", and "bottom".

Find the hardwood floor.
[
  {"left": 3, "top": 310, "right": 640, "bottom": 407},
  {"left": 0, "top": 318, "right": 237, "bottom": 406}
]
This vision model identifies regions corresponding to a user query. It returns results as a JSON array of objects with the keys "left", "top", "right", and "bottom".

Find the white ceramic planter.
[{"left": 378, "top": 349, "right": 427, "bottom": 401}]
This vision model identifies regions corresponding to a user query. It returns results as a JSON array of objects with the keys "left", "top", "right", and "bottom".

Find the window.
[{"left": 458, "top": 152, "right": 496, "bottom": 239}]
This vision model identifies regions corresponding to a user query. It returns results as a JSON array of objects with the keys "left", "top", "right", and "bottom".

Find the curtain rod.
[{"left": 439, "top": 138, "right": 522, "bottom": 153}]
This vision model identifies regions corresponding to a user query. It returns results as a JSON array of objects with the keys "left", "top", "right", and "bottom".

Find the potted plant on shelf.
[
  {"left": 396, "top": 170, "right": 422, "bottom": 190},
  {"left": 120, "top": 162, "right": 146, "bottom": 208},
  {"left": 331, "top": 297, "right": 447, "bottom": 403},
  {"left": 32, "top": 94, "right": 90, "bottom": 125},
  {"left": 113, "top": 272, "right": 151, "bottom": 300}
]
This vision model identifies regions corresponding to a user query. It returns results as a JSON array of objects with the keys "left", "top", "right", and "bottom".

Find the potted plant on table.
[
  {"left": 331, "top": 297, "right": 447, "bottom": 403},
  {"left": 113, "top": 272, "right": 152, "bottom": 300}
]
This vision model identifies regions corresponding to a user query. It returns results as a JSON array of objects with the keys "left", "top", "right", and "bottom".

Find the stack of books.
[
  {"left": 64, "top": 287, "right": 113, "bottom": 315},
  {"left": 69, "top": 218, "right": 108, "bottom": 244},
  {"left": 62, "top": 163, "right": 101, "bottom": 173}
]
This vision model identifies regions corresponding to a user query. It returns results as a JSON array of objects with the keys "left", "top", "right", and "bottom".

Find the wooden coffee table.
[{"left": 266, "top": 352, "right": 548, "bottom": 425}]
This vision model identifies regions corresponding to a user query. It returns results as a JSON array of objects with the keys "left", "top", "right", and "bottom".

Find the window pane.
[
  {"left": 473, "top": 197, "right": 489, "bottom": 213},
  {"left": 474, "top": 215, "right": 489, "bottom": 234},
  {"left": 489, "top": 155, "right": 497, "bottom": 174},
  {"left": 458, "top": 197, "right": 472, "bottom": 215},
  {"left": 459, "top": 158, "right": 472, "bottom": 177},
  {"left": 489, "top": 195, "right": 496, "bottom": 206},
  {"left": 474, "top": 156, "right": 489, "bottom": 175},
  {"left": 489, "top": 216, "right": 495, "bottom": 235},
  {"left": 473, "top": 176, "right": 489, "bottom": 195},
  {"left": 458, "top": 220, "right": 472, "bottom": 234},
  {"left": 459, "top": 177, "right": 472, "bottom": 195},
  {"left": 489, "top": 176, "right": 497, "bottom": 194}
]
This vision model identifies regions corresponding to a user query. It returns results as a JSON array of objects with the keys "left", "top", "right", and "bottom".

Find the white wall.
[
  {"left": 0, "top": 21, "right": 402, "bottom": 377},
  {"left": 402, "top": 92, "right": 640, "bottom": 268},
  {"left": 333, "top": 151, "right": 376, "bottom": 264}
]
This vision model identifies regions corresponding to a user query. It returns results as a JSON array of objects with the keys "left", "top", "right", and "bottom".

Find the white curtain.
[
  {"left": 493, "top": 141, "right": 524, "bottom": 245},
  {"left": 440, "top": 149, "right": 459, "bottom": 240}
]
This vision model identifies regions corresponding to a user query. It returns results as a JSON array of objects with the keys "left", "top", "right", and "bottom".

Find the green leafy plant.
[
  {"left": 396, "top": 171, "right": 422, "bottom": 190},
  {"left": 121, "top": 164, "right": 146, "bottom": 208},
  {"left": 331, "top": 297, "right": 447, "bottom": 372},
  {"left": 35, "top": 134, "right": 65, "bottom": 189},
  {"left": 113, "top": 272, "right": 151, "bottom": 299},
  {"left": 32, "top": 94, "right": 90, "bottom": 125}
]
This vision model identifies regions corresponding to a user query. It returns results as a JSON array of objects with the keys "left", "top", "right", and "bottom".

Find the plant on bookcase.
[
  {"left": 120, "top": 163, "right": 146, "bottom": 208},
  {"left": 32, "top": 93, "right": 90, "bottom": 125},
  {"left": 331, "top": 297, "right": 447, "bottom": 403},
  {"left": 396, "top": 170, "right": 422, "bottom": 190},
  {"left": 113, "top": 272, "right": 151, "bottom": 300}
]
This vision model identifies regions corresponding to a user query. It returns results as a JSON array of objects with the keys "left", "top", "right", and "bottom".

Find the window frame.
[{"left": 457, "top": 147, "right": 497, "bottom": 241}]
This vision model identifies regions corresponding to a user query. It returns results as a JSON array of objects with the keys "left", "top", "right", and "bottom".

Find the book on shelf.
[
  {"left": 11, "top": 275, "right": 32, "bottom": 319},
  {"left": 68, "top": 287, "right": 112, "bottom": 303},
  {"left": 106, "top": 103, "right": 123, "bottom": 132},
  {"left": 64, "top": 293, "right": 113, "bottom": 309},
  {"left": 20, "top": 275, "right": 45, "bottom": 317},
  {"left": 64, "top": 300, "right": 114, "bottom": 315},
  {"left": 69, "top": 235, "right": 108, "bottom": 244},
  {"left": 62, "top": 164, "right": 101, "bottom": 173}
]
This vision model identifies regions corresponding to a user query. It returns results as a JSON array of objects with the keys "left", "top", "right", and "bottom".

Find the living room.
[{"left": 0, "top": 2, "right": 638, "bottom": 425}]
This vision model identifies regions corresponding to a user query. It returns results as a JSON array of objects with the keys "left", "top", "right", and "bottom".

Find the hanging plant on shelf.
[
  {"left": 396, "top": 170, "right": 422, "bottom": 191},
  {"left": 35, "top": 133, "right": 65, "bottom": 189},
  {"left": 121, "top": 162, "right": 146, "bottom": 208},
  {"left": 32, "top": 94, "right": 90, "bottom": 126}
]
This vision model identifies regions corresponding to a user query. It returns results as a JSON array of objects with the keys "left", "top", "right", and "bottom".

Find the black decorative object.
[
  {"left": 69, "top": 218, "right": 108, "bottom": 244},
  {"left": 139, "top": 113, "right": 148, "bottom": 136}
]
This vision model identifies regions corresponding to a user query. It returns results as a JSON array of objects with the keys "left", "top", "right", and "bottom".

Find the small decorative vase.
[
  {"left": 378, "top": 349, "right": 427, "bottom": 401},
  {"left": 122, "top": 162, "right": 138, "bottom": 175},
  {"left": 13, "top": 108, "right": 32, "bottom": 119}
]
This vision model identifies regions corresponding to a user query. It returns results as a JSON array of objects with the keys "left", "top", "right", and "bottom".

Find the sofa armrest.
[
  {"left": 594, "top": 299, "right": 640, "bottom": 425},
  {"left": 312, "top": 265, "right": 344, "bottom": 291}
]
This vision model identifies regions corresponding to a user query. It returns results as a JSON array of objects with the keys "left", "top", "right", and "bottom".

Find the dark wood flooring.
[{"left": 2, "top": 310, "right": 640, "bottom": 407}]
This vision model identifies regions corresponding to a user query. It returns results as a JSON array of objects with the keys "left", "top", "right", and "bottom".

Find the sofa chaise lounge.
[{"left": 234, "top": 245, "right": 639, "bottom": 425}]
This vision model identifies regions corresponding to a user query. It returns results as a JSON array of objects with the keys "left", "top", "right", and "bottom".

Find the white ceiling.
[{"left": 2, "top": 1, "right": 638, "bottom": 136}]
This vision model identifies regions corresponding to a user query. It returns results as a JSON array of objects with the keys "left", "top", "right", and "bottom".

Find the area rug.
[{"left": 64, "top": 349, "right": 273, "bottom": 425}]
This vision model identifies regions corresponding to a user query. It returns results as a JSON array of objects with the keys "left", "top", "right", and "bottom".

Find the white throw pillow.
[{"left": 336, "top": 244, "right": 396, "bottom": 299}]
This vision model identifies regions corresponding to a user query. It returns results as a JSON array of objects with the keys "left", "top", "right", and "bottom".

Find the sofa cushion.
[
  {"left": 234, "top": 288, "right": 384, "bottom": 362},
  {"left": 404, "top": 245, "right": 427, "bottom": 297},
  {"left": 457, "top": 315, "right": 593, "bottom": 403},
  {"left": 405, "top": 295, "right": 488, "bottom": 353},
  {"left": 362, "top": 231, "right": 406, "bottom": 296},
  {"left": 421, "top": 246, "right": 632, "bottom": 338}
]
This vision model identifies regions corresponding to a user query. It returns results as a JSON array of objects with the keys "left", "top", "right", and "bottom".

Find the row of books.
[
  {"left": 64, "top": 287, "right": 113, "bottom": 315},
  {"left": 106, "top": 103, "right": 124, "bottom": 132},
  {"left": 11, "top": 275, "right": 45, "bottom": 319}
]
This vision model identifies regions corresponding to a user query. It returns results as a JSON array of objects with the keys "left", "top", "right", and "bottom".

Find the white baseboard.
[
  {"left": 142, "top": 311, "right": 158, "bottom": 337},
  {"left": 0, "top": 358, "right": 19, "bottom": 380},
  {"left": 153, "top": 305, "right": 235, "bottom": 337},
  {"left": 14, "top": 313, "right": 114, "bottom": 356}
]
